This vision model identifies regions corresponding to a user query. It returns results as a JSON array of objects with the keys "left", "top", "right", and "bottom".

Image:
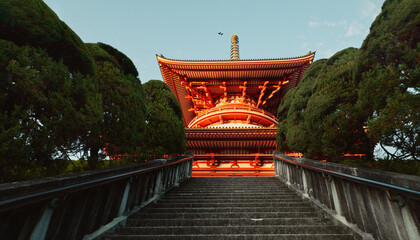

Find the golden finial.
[{"left": 230, "top": 34, "right": 239, "bottom": 60}]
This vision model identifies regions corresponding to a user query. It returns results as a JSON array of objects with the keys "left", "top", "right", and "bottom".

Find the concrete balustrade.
[
  {"left": 274, "top": 152, "right": 420, "bottom": 240},
  {"left": 0, "top": 153, "right": 193, "bottom": 240}
]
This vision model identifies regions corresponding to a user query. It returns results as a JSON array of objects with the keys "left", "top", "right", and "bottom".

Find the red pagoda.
[{"left": 157, "top": 34, "right": 314, "bottom": 177}]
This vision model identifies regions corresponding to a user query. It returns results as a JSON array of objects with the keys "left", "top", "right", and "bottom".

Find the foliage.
[
  {"left": 0, "top": 0, "right": 95, "bottom": 75},
  {"left": 277, "top": 0, "right": 420, "bottom": 164},
  {"left": 276, "top": 59, "right": 325, "bottom": 156},
  {"left": 356, "top": 0, "right": 420, "bottom": 160},
  {"left": 142, "top": 80, "right": 186, "bottom": 158},
  {"left": 0, "top": 1, "right": 187, "bottom": 183},
  {"left": 97, "top": 42, "right": 138, "bottom": 77},
  {"left": 86, "top": 43, "right": 146, "bottom": 167},
  {"left": 277, "top": 49, "right": 370, "bottom": 162},
  {"left": 0, "top": 40, "right": 100, "bottom": 182}
]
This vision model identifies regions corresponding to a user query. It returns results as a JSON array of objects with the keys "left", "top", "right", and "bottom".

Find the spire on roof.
[{"left": 230, "top": 34, "right": 239, "bottom": 60}]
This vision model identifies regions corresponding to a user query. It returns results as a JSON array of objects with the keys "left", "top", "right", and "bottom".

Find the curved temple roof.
[{"left": 157, "top": 53, "right": 315, "bottom": 126}]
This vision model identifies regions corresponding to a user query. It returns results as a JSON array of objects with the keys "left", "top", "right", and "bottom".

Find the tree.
[
  {"left": 368, "top": 92, "right": 419, "bottom": 160},
  {"left": 0, "top": 40, "right": 101, "bottom": 182},
  {"left": 86, "top": 43, "right": 146, "bottom": 166},
  {"left": 142, "top": 80, "right": 186, "bottom": 158},
  {"left": 0, "top": 0, "right": 95, "bottom": 75},
  {"left": 276, "top": 49, "right": 370, "bottom": 162},
  {"left": 356, "top": 0, "right": 420, "bottom": 160},
  {"left": 276, "top": 59, "right": 326, "bottom": 157}
]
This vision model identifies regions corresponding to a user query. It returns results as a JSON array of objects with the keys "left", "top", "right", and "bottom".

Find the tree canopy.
[
  {"left": 142, "top": 80, "right": 186, "bottom": 157},
  {"left": 277, "top": 49, "right": 370, "bottom": 162},
  {"left": 0, "top": 1, "right": 187, "bottom": 182},
  {"left": 276, "top": 0, "right": 419, "bottom": 162},
  {"left": 0, "top": 0, "right": 95, "bottom": 75},
  {"left": 85, "top": 43, "right": 146, "bottom": 166},
  {"left": 0, "top": 40, "right": 101, "bottom": 181},
  {"left": 356, "top": 0, "right": 420, "bottom": 160}
]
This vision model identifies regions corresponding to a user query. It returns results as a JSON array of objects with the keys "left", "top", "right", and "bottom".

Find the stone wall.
[
  {"left": 274, "top": 152, "right": 420, "bottom": 240},
  {"left": 0, "top": 153, "right": 193, "bottom": 240}
]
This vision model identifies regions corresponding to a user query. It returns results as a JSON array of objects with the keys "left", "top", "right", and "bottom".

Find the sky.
[{"left": 43, "top": 0, "right": 385, "bottom": 83}]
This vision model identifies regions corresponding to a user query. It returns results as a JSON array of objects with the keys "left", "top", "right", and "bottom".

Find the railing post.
[
  {"left": 29, "top": 197, "right": 59, "bottom": 240},
  {"left": 401, "top": 204, "right": 420, "bottom": 240},
  {"left": 285, "top": 163, "right": 291, "bottom": 185},
  {"left": 174, "top": 165, "right": 180, "bottom": 187},
  {"left": 330, "top": 178, "right": 342, "bottom": 216},
  {"left": 302, "top": 169, "right": 308, "bottom": 197},
  {"left": 118, "top": 178, "right": 132, "bottom": 217},
  {"left": 154, "top": 171, "right": 163, "bottom": 200}
]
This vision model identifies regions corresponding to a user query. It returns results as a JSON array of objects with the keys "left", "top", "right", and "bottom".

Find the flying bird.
[{"left": 218, "top": 32, "right": 223, "bottom": 35}]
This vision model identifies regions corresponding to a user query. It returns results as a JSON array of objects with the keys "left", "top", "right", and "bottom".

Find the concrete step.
[
  {"left": 105, "top": 177, "right": 354, "bottom": 239},
  {"left": 177, "top": 185, "right": 287, "bottom": 188},
  {"left": 114, "top": 225, "right": 350, "bottom": 235},
  {"left": 157, "top": 198, "right": 307, "bottom": 204},
  {"left": 171, "top": 190, "right": 292, "bottom": 194},
  {"left": 169, "top": 191, "right": 293, "bottom": 195},
  {"left": 105, "top": 234, "right": 355, "bottom": 240},
  {"left": 162, "top": 192, "right": 296, "bottom": 197},
  {"left": 126, "top": 217, "right": 330, "bottom": 227},
  {"left": 140, "top": 206, "right": 317, "bottom": 213},
  {"left": 134, "top": 212, "right": 323, "bottom": 219},
  {"left": 161, "top": 195, "right": 303, "bottom": 200},
  {"left": 151, "top": 202, "right": 311, "bottom": 208}
]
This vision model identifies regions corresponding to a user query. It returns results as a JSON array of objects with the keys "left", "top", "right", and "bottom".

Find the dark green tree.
[
  {"left": 86, "top": 43, "right": 146, "bottom": 166},
  {"left": 142, "top": 80, "right": 186, "bottom": 158},
  {"left": 97, "top": 43, "right": 138, "bottom": 77},
  {"left": 276, "top": 59, "right": 326, "bottom": 157},
  {"left": 0, "top": 0, "right": 95, "bottom": 75},
  {"left": 0, "top": 40, "right": 101, "bottom": 182},
  {"left": 277, "top": 49, "right": 370, "bottom": 162},
  {"left": 356, "top": 0, "right": 420, "bottom": 160},
  {"left": 305, "top": 48, "right": 368, "bottom": 161}
]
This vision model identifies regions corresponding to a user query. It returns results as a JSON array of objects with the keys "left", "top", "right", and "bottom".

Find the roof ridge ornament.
[{"left": 230, "top": 34, "right": 239, "bottom": 60}]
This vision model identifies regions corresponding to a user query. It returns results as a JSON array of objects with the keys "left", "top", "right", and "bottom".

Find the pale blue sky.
[{"left": 43, "top": 0, "right": 385, "bottom": 82}]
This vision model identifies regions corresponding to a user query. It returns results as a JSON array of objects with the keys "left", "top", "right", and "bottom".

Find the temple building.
[{"left": 157, "top": 34, "right": 314, "bottom": 176}]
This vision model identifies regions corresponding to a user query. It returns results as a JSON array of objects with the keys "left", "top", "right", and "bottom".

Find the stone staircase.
[{"left": 104, "top": 177, "right": 355, "bottom": 239}]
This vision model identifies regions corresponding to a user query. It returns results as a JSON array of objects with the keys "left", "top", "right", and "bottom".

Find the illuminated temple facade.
[{"left": 157, "top": 34, "right": 314, "bottom": 176}]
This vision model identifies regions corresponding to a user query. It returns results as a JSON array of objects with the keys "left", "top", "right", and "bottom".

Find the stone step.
[
  {"left": 162, "top": 192, "right": 296, "bottom": 197},
  {"left": 170, "top": 191, "right": 293, "bottom": 194},
  {"left": 134, "top": 212, "right": 323, "bottom": 219},
  {"left": 167, "top": 190, "right": 295, "bottom": 194},
  {"left": 175, "top": 184, "right": 287, "bottom": 189},
  {"left": 127, "top": 217, "right": 330, "bottom": 227},
  {"left": 161, "top": 194, "right": 302, "bottom": 199},
  {"left": 106, "top": 177, "right": 354, "bottom": 239},
  {"left": 150, "top": 202, "right": 311, "bottom": 208},
  {"left": 105, "top": 234, "right": 355, "bottom": 240},
  {"left": 114, "top": 225, "right": 350, "bottom": 235},
  {"left": 157, "top": 198, "right": 306, "bottom": 203},
  {"left": 140, "top": 206, "right": 316, "bottom": 213},
  {"left": 179, "top": 186, "right": 288, "bottom": 189}
]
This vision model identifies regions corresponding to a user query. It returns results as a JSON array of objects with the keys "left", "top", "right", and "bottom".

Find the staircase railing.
[
  {"left": 0, "top": 152, "right": 193, "bottom": 240},
  {"left": 274, "top": 152, "right": 420, "bottom": 240}
]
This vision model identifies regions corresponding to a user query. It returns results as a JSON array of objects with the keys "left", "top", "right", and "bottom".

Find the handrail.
[
  {"left": 0, "top": 155, "right": 193, "bottom": 211},
  {"left": 274, "top": 155, "right": 420, "bottom": 201}
]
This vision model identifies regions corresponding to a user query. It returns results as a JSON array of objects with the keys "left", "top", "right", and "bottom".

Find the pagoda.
[{"left": 157, "top": 34, "right": 314, "bottom": 176}]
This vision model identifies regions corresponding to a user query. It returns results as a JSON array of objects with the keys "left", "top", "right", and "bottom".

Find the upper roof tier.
[
  {"left": 157, "top": 53, "right": 315, "bottom": 79},
  {"left": 157, "top": 53, "right": 315, "bottom": 126}
]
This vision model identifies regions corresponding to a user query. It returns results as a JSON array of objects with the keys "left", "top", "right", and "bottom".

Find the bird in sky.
[{"left": 218, "top": 32, "right": 223, "bottom": 35}]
